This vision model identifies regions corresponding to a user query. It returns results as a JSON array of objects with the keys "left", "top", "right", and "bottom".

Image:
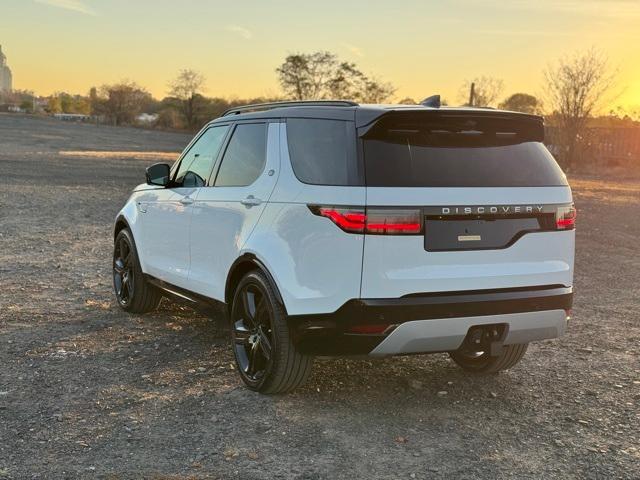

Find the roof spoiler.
[{"left": 357, "top": 109, "right": 545, "bottom": 142}]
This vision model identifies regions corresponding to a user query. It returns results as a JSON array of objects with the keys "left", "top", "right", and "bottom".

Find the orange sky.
[{"left": 3, "top": 0, "right": 640, "bottom": 112}]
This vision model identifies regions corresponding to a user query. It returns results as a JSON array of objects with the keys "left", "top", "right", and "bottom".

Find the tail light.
[
  {"left": 365, "top": 209, "right": 422, "bottom": 234},
  {"left": 310, "top": 207, "right": 366, "bottom": 233},
  {"left": 309, "top": 206, "right": 422, "bottom": 235},
  {"left": 556, "top": 205, "right": 576, "bottom": 230}
]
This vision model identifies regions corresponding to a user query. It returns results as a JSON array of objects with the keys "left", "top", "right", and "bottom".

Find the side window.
[
  {"left": 215, "top": 123, "right": 267, "bottom": 187},
  {"left": 174, "top": 125, "right": 229, "bottom": 187},
  {"left": 286, "top": 118, "right": 360, "bottom": 186}
]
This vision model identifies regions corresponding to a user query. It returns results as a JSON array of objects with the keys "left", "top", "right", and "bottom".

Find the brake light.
[
  {"left": 310, "top": 206, "right": 423, "bottom": 235},
  {"left": 556, "top": 205, "right": 576, "bottom": 230},
  {"left": 313, "top": 207, "right": 366, "bottom": 233}
]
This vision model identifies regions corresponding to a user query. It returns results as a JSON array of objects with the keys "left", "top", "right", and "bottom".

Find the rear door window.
[
  {"left": 214, "top": 123, "right": 267, "bottom": 187},
  {"left": 362, "top": 114, "right": 567, "bottom": 187},
  {"left": 286, "top": 118, "right": 361, "bottom": 186}
]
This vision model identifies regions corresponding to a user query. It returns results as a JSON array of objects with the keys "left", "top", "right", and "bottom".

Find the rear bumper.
[
  {"left": 287, "top": 286, "right": 572, "bottom": 356},
  {"left": 369, "top": 309, "right": 567, "bottom": 356}
]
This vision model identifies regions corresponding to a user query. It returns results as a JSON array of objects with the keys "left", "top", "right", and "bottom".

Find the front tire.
[
  {"left": 113, "top": 228, "right": 162, "bottom": 313},
  {"left": 449, "top": 343, "right": 528, "bottom": 374},
  {"left": 230, "top": 270, "right": 313, "bottom": 393}
]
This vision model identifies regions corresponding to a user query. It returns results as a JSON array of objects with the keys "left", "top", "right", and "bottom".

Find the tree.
[
  {"left": 499, "top": 93, "right": 542, "bottom": 114},
  {"left": 168, "top": 69, "right": 206, "bottom": 129},
  {"left": 459, "top": 76, "right": 504, "bottom": 107},
  {"left": 544, "top": 49, "right": 615, "bottom": 169},
  {"left": 20, "top": 99, "right": 33, "bottom": 113},
  {"left": 358, "top": 77, "right": 396, "bottom": 104},
  {"left": 47, "top": 95, "right": 62, "bottom": 114},
  {"left": 276, "top": 51, "right": 395, "bottom": 103},
  {"left": 99, "top": 81, "right": 152, "bottom": 126}
]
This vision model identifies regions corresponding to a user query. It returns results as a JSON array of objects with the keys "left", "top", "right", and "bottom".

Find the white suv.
[{"left": 113, "top": 100, "right": 575, "bottom": 393}]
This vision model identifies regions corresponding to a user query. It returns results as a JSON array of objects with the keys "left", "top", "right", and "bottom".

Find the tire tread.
[
  {"left": 234, "top": 270, "right": 312, "bottom": 394},
  {"left": 450, "top": 343, "right": 528, "bottom": 374},
  {"left": 114, "top": 229, "right": 162, "bottom": 314}
]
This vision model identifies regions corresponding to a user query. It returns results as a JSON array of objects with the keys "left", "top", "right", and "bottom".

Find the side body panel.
[
  {"left": 244, "top": 123, "right": 365, "bottom": 315},
  {"left": 186, "top": 122, "right": 280, "bottom": 300},
  {"left": 115, "top": 186, "right": 148, "bottom": 268},
  {"left": 132, "top": 185, "right": 196, "bottom": 287}
]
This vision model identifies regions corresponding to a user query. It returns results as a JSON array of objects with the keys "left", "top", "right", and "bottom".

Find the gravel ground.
[{"left": 0, "top": 114, "right": 638, "bottom": 479}]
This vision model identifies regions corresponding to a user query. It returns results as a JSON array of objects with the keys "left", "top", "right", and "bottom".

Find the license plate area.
[{"left": 424, "top": 217, "right": 542, "bottom": 251}]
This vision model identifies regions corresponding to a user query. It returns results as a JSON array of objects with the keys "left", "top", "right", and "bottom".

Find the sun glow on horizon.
[{"left": 1, "top": 0, "right": 639, "bottom": 112}]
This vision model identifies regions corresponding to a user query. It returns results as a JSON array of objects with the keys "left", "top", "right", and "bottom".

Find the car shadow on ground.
[{"left": 28, "top": 298, "right": 539, "bottom": 406}]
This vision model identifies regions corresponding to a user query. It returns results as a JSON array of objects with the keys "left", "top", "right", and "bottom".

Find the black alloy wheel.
[
  {"left": 113, "top": 234, "right": 135, "bottom": 307},
  {"left": 230, "top": 270, "right": 313, "bottom": 393},
  {"left": 231, "top": 282, "right": 274, "bottom": 384},
  {"left": 112, "top": 228, "right": 162, "bottom": 313}
]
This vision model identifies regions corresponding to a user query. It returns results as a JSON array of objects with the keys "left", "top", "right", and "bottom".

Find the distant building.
[
  {"left": 136, "top": 113, "right": 158, "bottom": 124},
  {"left": 0, "top": 45, "right": 13, "bottom": 92},
  {"left": 53, "top": 113, "right": 91, "bottom": 121}
]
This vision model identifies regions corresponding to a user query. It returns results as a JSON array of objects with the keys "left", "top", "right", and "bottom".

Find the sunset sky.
[{"left": 2, "top": 0, "right": 640, "bottom": 111}]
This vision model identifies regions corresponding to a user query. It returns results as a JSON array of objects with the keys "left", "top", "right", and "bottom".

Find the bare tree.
[
  {"left": 276, "top": 52, "right": 336, "bottom": 100},
  {"left": 98, "top": 81, "right": 152, "bottom": 126},
  {"left": 544, "top": 49, "right": 615, "bottom": 169},
  {"left": 459, "top": 76, "right": 504, "bottom": 107},
  {"left": 499, "top": 93, "right": 543, "bottom": 114},
  {"left": 276, "top": 52, "right": 395, "bottom": 103},
  {"left": 358, "top": 77, "right": 396, "bottom": 104},
  {"left": 397, "top": 97, "right": 417, "bottom": 105},
  {"left": 168, "top": 69, "right": 206, "bottom": 129}
]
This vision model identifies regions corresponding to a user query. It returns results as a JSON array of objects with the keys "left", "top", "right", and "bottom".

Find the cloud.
[
  {"left": 458, "top": 0, "right": 640, "bottom": 18},
  {"left": 226, "top": 25, "right": 253, "bottom": 40},
  {"left": 34, "top": 0, "right": 96, "bottom": 15},
  {"left": 343, "top": 43, "right": 364, "bottom": 57},
  {"left": 470, "top": 29, "right": 574, "bottom": 37}
]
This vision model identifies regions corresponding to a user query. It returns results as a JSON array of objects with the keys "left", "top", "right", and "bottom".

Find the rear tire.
[
  {"left": 449, "top": 343, "right": 528, "bottom": 374},
  {"left": 230, "top": 270, "right": 313, "bottom": 393},
  {"left": 113, "top": 228, "right": 162, "bottom": 314}
]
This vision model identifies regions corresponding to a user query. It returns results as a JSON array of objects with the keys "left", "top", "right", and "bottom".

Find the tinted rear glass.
[
  {"left": 215, "top": 123, "right": 266, "bottom": 187},
  {"left": 286, "top": 118, "right": 361, "bottom": 186},
  {"left": 363, "top": 114, "right": 567, "bottom": 187}
]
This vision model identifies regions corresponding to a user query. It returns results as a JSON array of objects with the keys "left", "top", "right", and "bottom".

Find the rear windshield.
[{"left": 362, "top": 113, "right": 567, "bottom": 187}]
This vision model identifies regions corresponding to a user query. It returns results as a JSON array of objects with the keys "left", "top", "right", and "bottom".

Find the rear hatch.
[{"left": 358, "top": 110, "right": 575, "bottom": 298}]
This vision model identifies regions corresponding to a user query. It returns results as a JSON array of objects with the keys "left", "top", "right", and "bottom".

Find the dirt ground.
[{"left": 0, "top": 114, "right": 638, "bottom": 479}]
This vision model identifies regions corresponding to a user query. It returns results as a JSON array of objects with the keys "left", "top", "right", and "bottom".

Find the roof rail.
[{"left": 221, "top": 100, "right": 358, "bottom": 117}]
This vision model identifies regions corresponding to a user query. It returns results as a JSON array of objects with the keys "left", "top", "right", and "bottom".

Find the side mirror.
[{"left": 145, "top": 163, "right": 171, "bottom": 187}]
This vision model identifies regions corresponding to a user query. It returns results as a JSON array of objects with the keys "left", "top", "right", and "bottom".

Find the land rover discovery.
[{"left": 113, "top": 100, "right": 575, "bottom": 393}]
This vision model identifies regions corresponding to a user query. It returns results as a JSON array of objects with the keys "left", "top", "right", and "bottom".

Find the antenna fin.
[{"left": 420, "top": 95, "right": 441, "bottom": 108}]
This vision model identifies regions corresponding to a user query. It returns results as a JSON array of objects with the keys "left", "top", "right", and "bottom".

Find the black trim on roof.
[
  {"left": 355, "top": 107, "right": 544, "bottom": 130},
  {"left": 205, "top": 102, "right": 545, "bottom": 129},
  {"left": 222, "top": 100, "right": 358, "bottom": 117}
]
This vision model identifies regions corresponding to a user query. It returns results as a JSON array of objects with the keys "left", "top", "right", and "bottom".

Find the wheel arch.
[
  {"left": 114, "top": 215, "right": 131, "bottom": 240},
  {"left": 225, "top": 254, "right": 285, "bottom": 315}
]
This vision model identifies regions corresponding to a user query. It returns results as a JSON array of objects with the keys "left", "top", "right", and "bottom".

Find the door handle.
[
  {"left": 240, "top": 195, "right": 262, "bottom": 207},
  {"left": 179, "top": 196, "right": 194, "bottom": 205}
]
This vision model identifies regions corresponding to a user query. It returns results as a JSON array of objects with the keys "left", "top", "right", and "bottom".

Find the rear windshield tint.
[
  {"left": 286, "top": 118, "right": 361, "bottom": 186},
  {"left": 362, "top": 114, "right": 567, "bottom": 187}
]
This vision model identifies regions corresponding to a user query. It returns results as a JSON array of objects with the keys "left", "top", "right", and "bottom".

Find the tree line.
[{"left": 2, "top": 49, "right": 636, "bottom": 170}]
